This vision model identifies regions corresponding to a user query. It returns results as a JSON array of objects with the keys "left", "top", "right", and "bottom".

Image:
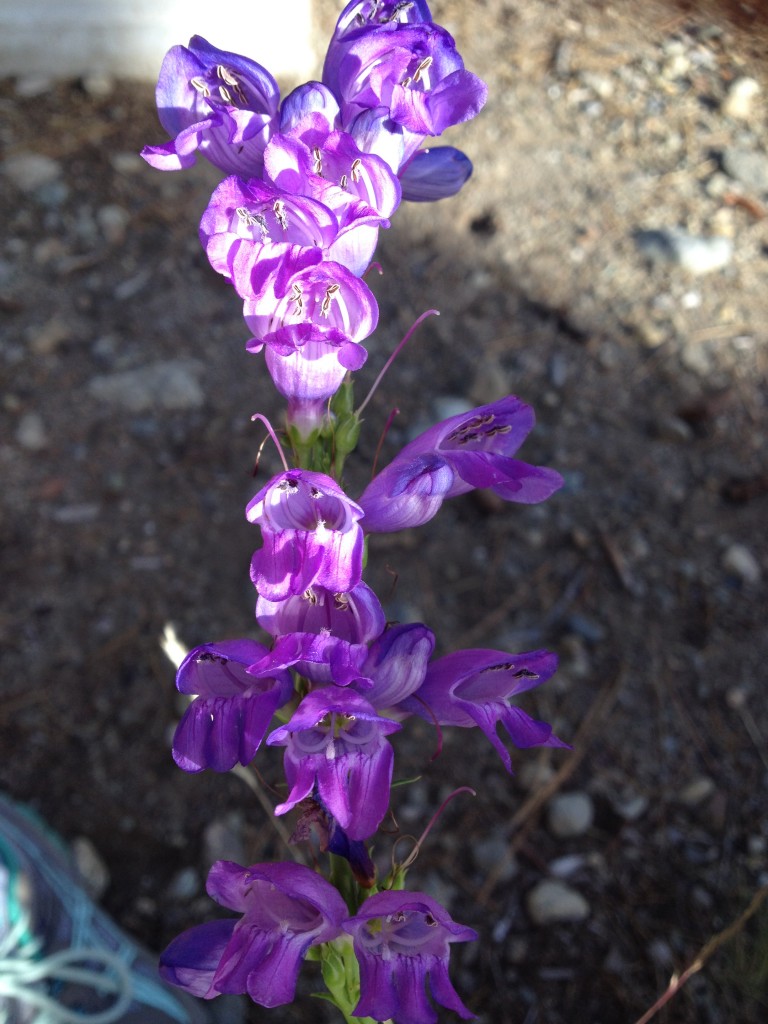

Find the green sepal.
[
  {"left": 330, "top": 378, "right": 355, "bottom": 419},
  {"left": 317, "top": 937, "right": 379, "bottom": 1024}
]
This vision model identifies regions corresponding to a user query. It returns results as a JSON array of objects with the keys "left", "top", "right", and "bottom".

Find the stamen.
[
  {"left": 218, "top": 85, "right": 233, "bottom": 104},
  {"left": 216, "top": 65, "right": 247, "bottom": 104},
  {"left": 312, "top": 147, "right": 323, "bottom": 176},
  {"left": 350, "top": 158, "right": 362, "bottom": 182},
  {"left": 273, "top": 199, "right": 288, "bottom": 230},
  {"left": 412, "top": 55, "right": 433, "bottom": 84},
  {"left": 217, "top": 65, "right": 238, "bottom": 85},
  {"left": 320, "top": 282, "right": 340, "bottom": 318},
  {"left": 385, "top": 1, "right": 414, "bottom": 22},
  {"left": 236, "top": 207, "right": 269, "bottom": 238},
  {"left": 339, "top": 174, "right": 348, "bottom": 190},
  {"left": 290, "top": 282, "right": 303, "bottom": 315},
  {"left": 190, "top": 77, "right": 210, "bottom": 97}
]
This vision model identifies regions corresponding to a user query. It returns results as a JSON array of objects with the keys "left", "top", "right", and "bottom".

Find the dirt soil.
[{"left": 2, "top": 1, "right": 768, "bottom": 1022}]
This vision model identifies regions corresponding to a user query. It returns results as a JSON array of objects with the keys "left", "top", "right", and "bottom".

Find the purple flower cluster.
[
  {"left": 143, "top": 1, "right": 486, "bottom": 438},
  {"left": 145, "top": 4, "right": 571, "bottom": 1023},
  {"left": 160, "top": 861, "right": 477, "bottom": 1021}
]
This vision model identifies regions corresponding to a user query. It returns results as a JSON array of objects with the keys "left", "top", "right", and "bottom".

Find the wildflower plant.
[{"left": 143, "top": 2, "right": 568, "bottom": 1021}]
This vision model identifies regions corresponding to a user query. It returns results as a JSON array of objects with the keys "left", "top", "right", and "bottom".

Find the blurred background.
[{"left": 1, "top": 1, "right": 767, "bottom": 1021}]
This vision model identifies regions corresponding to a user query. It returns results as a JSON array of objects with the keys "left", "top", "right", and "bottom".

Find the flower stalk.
[{"left": 142, "top": 3, "right": 571, "bottom": 1022}]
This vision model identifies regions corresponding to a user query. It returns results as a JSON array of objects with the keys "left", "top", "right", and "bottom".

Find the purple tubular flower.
[
  {"left": 325, "top": 20, "right": 487, "bottom": 166},
  {"left": 401, "top": 648, "right": 569, "bottom": 773},
  {"left": 349, "top": 107, "right": 408, "bottom": 174},
  {"left": 244, "top": 258, "right": 378, "bottom": 348},
  {"left": 399, "top": 146, "right": 473, "bottom": 201},
  {"left": 264, "top": 125, "right": 401, "bottom": 273},
  {"left": 160, "top": 860, "right": 347, "bottom": 1006},
  {"left": 268, "top": 686, "right": 401, "bottom": 839},
  {"left": 141, "top": 36, "right": 279, "bottom": 176},
  {"left": 256, "top": 581, "right": 386, "bottom": 646},
  {"left": 248, "top": 629, "right": 372, "bottom": 689},
  {"left": 172, "top": 640, "right": 293, "bottom": 773},
  {"left": 199, "top": 176, "right": 337, "bottom": 297},
  {"left": 325, "top": 1, "right": 434, "bottom": 104},
  {"left": 343, "top": 890, "right": 477, "bottom": 1024},
  {"left": 244, "top": 260, "right": 376, "bottom": 431},
  {"left": 359, "top": 396, "right": 564, "bottom": 532},
  {"left": 363, "top": 623, "right": 435, "bottom": 710},
  {"left": 279, "top": 81, "right": 340, "bottom": 134},
  {"left": 266, "top": 122, "right": 402, "bottom": 220},
  {"left": 330, "top": 0, "right": 433, "bottom": 44},
  {"left": 246, "top": 470, "right": 365, "bottom": 601}
]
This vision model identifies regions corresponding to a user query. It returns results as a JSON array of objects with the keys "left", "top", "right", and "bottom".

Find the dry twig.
[{"left": 632, "top": 884, "right": 768, "bottom": 1024}]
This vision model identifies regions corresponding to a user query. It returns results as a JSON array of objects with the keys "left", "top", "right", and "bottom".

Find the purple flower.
[
  {"left": 172, "top": 640, "right": 293, "bottom": 773},
  {"left": 256, "top": 581, "right": 386, "bottom": 646},
  {"left": 279, "top": 82, "right": 340, "bottom": 135},
  {"left": 401, "top": 648, "right": 569, "bottom": 773},
  {"left": 248, "top": 629, "right": 371, "bottom": 689},
  {"left": 141, "top": 36, "right": 279, "bottom": 176},
  {"left": 199, "top": 176, "right": 337, "bottom": 297},
  {"left": 329, "top": 0, "right": 433, "bottom": 43},
  {"left": 362, "top": 622, "right": 435, "bottom": 710},
  {"left": 324, "top": 18, "right": 487, "bottom": 166},
  {"left": 244, "top": 259, "right": 377, "bottom": 432},
  {"left": 399, "top": 146, "right": 473, "bottom": 202},
  {"left": 343, "top": 890, "right": 477, "bottom": 1024},
  {"left": 246, "top": 470, "right": 365, "bottom": 601},
  {"left": 159, "top": 860, "right": 346, "bottom": 1006},
  {"left": 264, "top": 123, "right": 401, "bottom": 273},
  {"left": 243, "top": 251, "right": 379, "bottom": 347},
  {"left": 267, "top": 686, "right": 401, "bottom": 839},
  {"left": 359, "top": 396, "right": 564, "bottom": 532}
]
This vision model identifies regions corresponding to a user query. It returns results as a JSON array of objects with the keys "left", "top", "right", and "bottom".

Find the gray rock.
[
  {"left": 28, "top": 317, "right": 73, "bottom": 356},
  {"left": 547, "top": 791, "right": 594, "bottom": 838},
  {"left": 97, "top": 204, "right": 130, "bottom": 245},
  {"left": 721, "top": 77, "right": 761, "bottom": 121},
  {"left": 81, "top": 73, "right": 114, "bottom": 99},
  {"left": 517, "top": 760, "right": 555, "bottom": 792},
  {"left": 722, "top": 543, "right": 761, "bottom": 584},
  {"left": 111, "top": 153, "right": 147, "bottom": 175},
  {"left": 167, "top": 867, "right": 201, "bottom": 900},
  {"left": 527, "top": 879, "right": 590, "bottom": 925},
  {"left": 677, "top": 776, "right": 715, "bottom": 807},
  {"left": 15, "top": 411, "right": 48, "bottom": 450},
  {"left": 654, "top": 415, "right": 694, "bottom": 442},
  {"left": 634, "top": 228, "right": 733, "bottom": 275},
  {"left": 52, "top": 504, "right": 100, "bottom": 524},
  {"left": 204, "top": 814, "right": 246, "bottom": 866},
  {"left": 2, "top": 152, "right": 63, "bottom": 192},
  {"left": 721, "top": 148, "right": 768, "bottom": 193},
  {"left": 14, "top": 76, "right": 54, "bottom": 98},
  {"left": 87, "top": 359, "right": 205, "bottom": 412},
  {"left": 549, "top": 853, "right": 591, "bottom": 878},
  {"left": 432, "top": 396, "right": 474, "bottom": 421},
  {"left": 473, "top": 836, "right": 518, "bottom": 882}
]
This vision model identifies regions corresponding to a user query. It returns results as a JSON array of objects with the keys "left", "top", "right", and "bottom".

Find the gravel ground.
[{"left": 2, "top": 1, "right": 767, "bottom": 1022}]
